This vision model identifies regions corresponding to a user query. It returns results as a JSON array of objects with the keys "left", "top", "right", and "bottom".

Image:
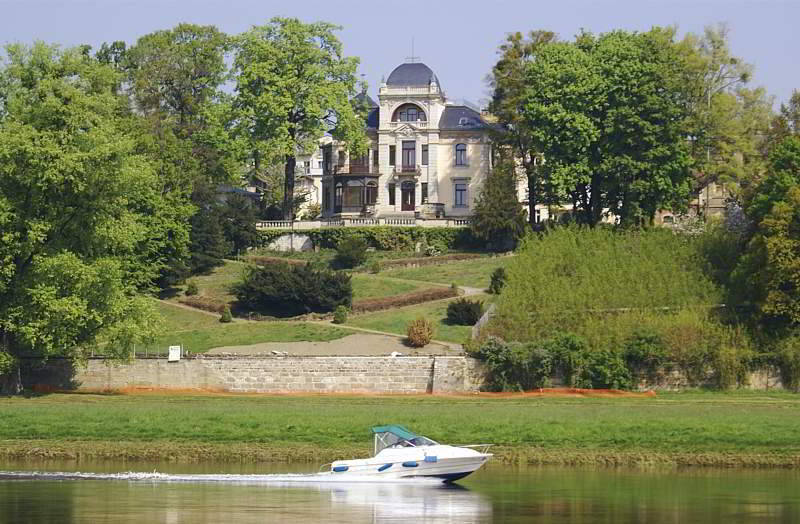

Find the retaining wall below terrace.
[{"left": 26, "top": 356, "right": 488, "bottom": 394}]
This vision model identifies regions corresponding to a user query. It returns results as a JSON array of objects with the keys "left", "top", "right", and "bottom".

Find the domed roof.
[{"left": 386, "top": 62, "right": 440, "bottom": 88}]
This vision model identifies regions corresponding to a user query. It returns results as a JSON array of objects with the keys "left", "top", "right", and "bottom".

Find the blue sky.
[{"left": 2, "top": 0, "right": 797, "bottom": 107}]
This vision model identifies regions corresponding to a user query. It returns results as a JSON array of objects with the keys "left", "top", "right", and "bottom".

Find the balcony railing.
[
  {"left": 387, "top": 121, "right": 429, "bottom": 130},
  {"left": 256, "top": 217, "right": 471, "bottom": 230},
  {"left": 327, "top": 164, "right": 379, "bottom": 175},
  {"left": 394, "top": 165, "right": 421, "bottom": 176}
]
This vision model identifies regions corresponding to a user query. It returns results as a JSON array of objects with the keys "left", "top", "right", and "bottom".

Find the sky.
[{"left": 1, "top": 0, "right": 798, "bottom": 108}]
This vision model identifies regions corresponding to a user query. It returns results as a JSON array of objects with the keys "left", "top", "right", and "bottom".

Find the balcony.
[
  {"left": 327, "top": 164, "right": 379, "bottom": 176},
  {"left": 387, "top": 120, "right": 429, "bottom": 131},
  {"left": 393, "top": 165, "right": 421, "bottom": 176}
]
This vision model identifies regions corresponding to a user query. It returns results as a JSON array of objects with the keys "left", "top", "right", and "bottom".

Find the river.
[{"left": 1, "top": 460, "right": 798, "bottom": 523}]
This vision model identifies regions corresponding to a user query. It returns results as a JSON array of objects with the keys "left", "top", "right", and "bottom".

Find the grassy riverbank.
[{"left": 1, "top": 391, "right": 798, "bottom": 467}]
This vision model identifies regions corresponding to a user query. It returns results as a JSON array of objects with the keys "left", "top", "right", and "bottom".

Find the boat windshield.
[{"left": 371, "top": 425, "right": 438, "bottom": 454}]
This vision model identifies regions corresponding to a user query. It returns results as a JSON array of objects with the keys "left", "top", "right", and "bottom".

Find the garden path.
[{"left": 205, "top": 332, "right": 461, "bottom": 356}]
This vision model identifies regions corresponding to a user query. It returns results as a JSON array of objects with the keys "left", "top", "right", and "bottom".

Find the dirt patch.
[{"left": 205, "top": 333, "right": 458, "bottom": 356}]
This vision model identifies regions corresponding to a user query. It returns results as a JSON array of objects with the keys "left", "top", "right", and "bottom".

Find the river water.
[{"left": 1, "top": 460, "right": 798, "bottom": 523}]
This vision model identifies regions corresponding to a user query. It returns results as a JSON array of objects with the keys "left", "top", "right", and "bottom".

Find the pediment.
[{"left": 392, "top": 124, "right": 417, "bottom": 136}]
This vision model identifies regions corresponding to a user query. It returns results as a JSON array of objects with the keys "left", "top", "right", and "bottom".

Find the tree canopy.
[
  {"left": 0, "top": 43, "right": 183, "bottom": 392},
  {"left": 232, "top": 17, "right": 368, "bottom": 220},
  {"left": 518, "top": 28, "right": 693, "bottom": 226}
]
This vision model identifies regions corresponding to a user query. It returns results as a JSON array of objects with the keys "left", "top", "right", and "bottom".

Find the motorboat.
[{"left": 323, "top": 425, "right": 492, "bottom": 482}]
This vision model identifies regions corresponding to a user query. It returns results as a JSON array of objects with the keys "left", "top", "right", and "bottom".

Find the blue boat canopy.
[{"left": 371, "top": 425, "right": 418, "bottom": 440}]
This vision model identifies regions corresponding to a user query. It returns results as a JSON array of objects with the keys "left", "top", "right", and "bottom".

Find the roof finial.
[{"left": 405, "top": 37, "right": 420, "bottom": 63}]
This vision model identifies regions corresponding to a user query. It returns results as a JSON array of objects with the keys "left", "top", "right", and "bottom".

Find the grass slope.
[
  {"left": 175, "top": 260, "right": 434, "bottom": 306},
  {"left": 347, "top": 295, "right": 491, "bottom": 344},
  {"left": 384, "top": 256, "right": 512, "bottom": 289},
  {"left": 1, "top": 392, "right": 798, "bottom": 466}
]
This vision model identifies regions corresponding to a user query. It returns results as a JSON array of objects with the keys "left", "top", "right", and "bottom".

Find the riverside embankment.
[{"left": 1, "top": 392, "right": 798, "bottom": 468}]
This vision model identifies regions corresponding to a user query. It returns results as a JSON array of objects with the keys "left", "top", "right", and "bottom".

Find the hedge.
[
  {"left": 351, "top": 286, "right": 459, "bottom": 314},
  {"left": 177, "top": 296, "right": 227, "bottom": 314},
  {"left": 259, "top": 227, "right": 481, "bottom": 251}
]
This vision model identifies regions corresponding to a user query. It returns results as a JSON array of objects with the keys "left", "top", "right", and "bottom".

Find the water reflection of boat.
[
  {"left": 309, "top": 481, "right": 492, "bottom": 523},
  {"left": 321, "top": 425, "right": 493, "bottom": 483}
]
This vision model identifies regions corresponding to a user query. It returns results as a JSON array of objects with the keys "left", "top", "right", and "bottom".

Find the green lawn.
[
  {"left": 152, "top": 301, "right": 348, "bottom": 353},
  {"left": 350, "top": 274, "right": 431, "bottom": 300},
  {"left": 1, "top": 392, "right": 798, "bottom": 465},
  {"left": 347, "top": 295, "right": 492, "bottom": 344},
  {"left": 173, "top": 261, "right": 436, "bottom": 307},
  {"left": 384, "top": 256, "right": 513, "bottom": 289}
]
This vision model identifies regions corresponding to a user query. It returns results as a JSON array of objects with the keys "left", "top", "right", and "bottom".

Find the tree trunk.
[{"left": 283, "top": 155, "right": 297, "bottom": 221}]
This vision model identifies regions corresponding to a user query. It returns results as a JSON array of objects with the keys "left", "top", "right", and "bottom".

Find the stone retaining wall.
[{"left": 28, "top": 356, "right": 487, "bottom": 394}]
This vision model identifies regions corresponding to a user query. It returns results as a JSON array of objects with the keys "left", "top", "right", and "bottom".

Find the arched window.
[
  {"left": 365, "top": 181, "right": 378, "bottom": 205},
  {"left": 455, "top": 143, "right": 467, "bottom": 166},
  {"left": 344, "top": 179, "right": 364, "bottom": 207},
  {"left": 392, "top": 103, "right": 427, "bottom": 122}
]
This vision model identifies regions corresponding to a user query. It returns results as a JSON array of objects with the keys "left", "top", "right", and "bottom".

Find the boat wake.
[{"left": 0, "top": 470, "right": 444, "bottom": 486}]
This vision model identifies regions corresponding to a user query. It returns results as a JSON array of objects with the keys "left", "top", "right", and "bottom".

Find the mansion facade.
[{"left": 298, "top": 62, "right": 494, "bottom": 220}]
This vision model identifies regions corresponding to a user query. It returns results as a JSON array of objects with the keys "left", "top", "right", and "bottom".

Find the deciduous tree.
[
  {"left": 232, "top": 18, "right": 367, "bottom": 220},
  {"left": 0, "top": 43, "right": 182, "bottom": 392}
]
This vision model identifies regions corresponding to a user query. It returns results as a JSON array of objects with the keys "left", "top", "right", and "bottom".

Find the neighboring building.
[
  {"left": 655, "top": 177, "right": 732, "bottom": 226},
  {"left": 314, "top": 62, "right": 493, "bottom": 219}
]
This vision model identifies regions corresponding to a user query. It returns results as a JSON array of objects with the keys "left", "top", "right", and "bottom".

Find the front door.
[{"left": 401, "top": 181, "right": 415, "bottom": 211}]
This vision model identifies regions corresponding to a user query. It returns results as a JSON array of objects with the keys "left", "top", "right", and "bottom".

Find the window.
[
  {"left": 454, "top": 181, "right": 468, "bottom": 207},
  {"left": 388, "top": 183, "right": 396, "bottom": 205},
  {"left": 389, "top": 145, "right": 396, "bottom": 166},
  {"left": 372, "top": 149, "right": 378, "bottom": 170},
  {"left": 421, "top": 144, "right": 428, "bottom": 165},
  {"left": 392, "top": 103, "right": 427, "bottom": 122},
  {"left": 402, "top": 141, "right": 415, "bottom": 168},
  {"left": 455, "top": 143, "right": 467, "bottom": 166},
  {"left": 421, "top": 183, "right": 428, "bottom": 203},
  {"left": 323, "top": 148, "right": 332, "bottom": 173},
  {"left": 304, "top": 161, "right": 311, "bottom": 174},
  {"left": 338, "top": 151, "right": 346, "bottom": 167},
  {"left": 334, "top": 183, "right": 343, "bottom": 207},
  {"left": 365, "top": 181, "right": 378, "bottom": 205},
  {"left": 323, "top": 183, "right": 331, "bottom": 211},
  {"left": 344, "top": 180, "right": 363, "bottom": 207}
]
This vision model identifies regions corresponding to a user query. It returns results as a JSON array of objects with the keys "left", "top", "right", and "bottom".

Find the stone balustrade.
[{"left": 256, "top": 218, "right": 470, "bottom": 230}]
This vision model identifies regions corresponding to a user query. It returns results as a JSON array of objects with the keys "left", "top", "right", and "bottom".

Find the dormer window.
[{"left": 392, "top": 103, "right": 427, "bottom": 122}]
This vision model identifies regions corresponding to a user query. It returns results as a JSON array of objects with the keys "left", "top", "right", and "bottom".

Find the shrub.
[
  {"left": 623, "top": 330, "right": 667, "bottom": 378},
  {"left": 300, "top": 203, "right": 321, "bottom": 221},
  {"left": 220, "top": 305, "right": 233, "bottom": 323},
  {"left": 259, "top": 226, "right": 481, "bottom": 252},
  {"left": 424, "top": 243, "right": 444, "bottom": 257},
  {"left": 580, "top": 349, "right": 631, "bottom": 390},
  {"left": 185, "top": 280, "right": 199, "bottom": 296},
  {"left": 406, "top": 317, "right": 434, "bottom": 347},
  {"left": 489, "top": 267, "right": 507, "bottom": 294},
  {"left": 332, "top": 305, "right": 349, "bottom": 324},
  {"left": 543, "top": 333, "right": 590, "bottom": 387},
  {"left": 333, "top": 237, "right": 368, "bottom": 269},
  {"left": 777, "top": 332, "right": 800, "bottom": 392},
  {"left": 447, "top": 298, "right": 484, "bottom": 325},
  {"left": 368, "top": 260, "right": 382, "bottom": 274},
  {"left": 233, "top": 263, "right": 352, "bottom": 316},
  {"left": 468, "top": 337, "right": 554, "bottom": 391},
  {"left": 0, "top": 351, "right": 15, "bottom": 376},
  {"left": 528, "top": 347, "right": 554, "bottom": 388}
]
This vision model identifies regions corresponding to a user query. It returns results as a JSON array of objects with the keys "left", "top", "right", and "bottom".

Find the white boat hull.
[{"left": 328, "top": 445, "right": 492, "bottom": 482}]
